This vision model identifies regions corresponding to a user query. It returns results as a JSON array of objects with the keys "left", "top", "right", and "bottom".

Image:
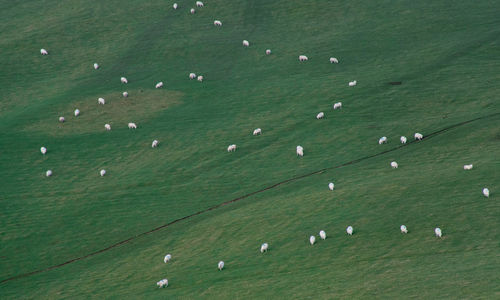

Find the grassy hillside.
[{"left": 1, "top": 0, "right": 499, "bottom": 298}]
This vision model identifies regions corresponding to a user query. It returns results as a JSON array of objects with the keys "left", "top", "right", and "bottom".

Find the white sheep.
[
  {"left": 253, "top": 128, "right": 262, "bottom": 136},
  {"left": 46, "top": 170, "right": 52, "bottom": 177},
  {"left": 164, "top": 254, "right": 172, "bottom": 263},
  {"left": 348, "top": 80, "right": 357, "bottom": 87},
  {"left": 189, "top": 73, "right": 196, "bottom": 79},
  {"left": 316, "top": 112, "right": 325, "bottom": 119},
  {"left": 298, "top": 55, "right": 308, "bottom": 61},
  {"left": 152, "top": 140, "right": 159, "bottom": 148},
  {"left": 346, "top": 226, "right": 353, "bottom": 235},
  {"left": 155, "top": 82, "right": 164, "bottom": 89},
  {"left": 242, "top": 40, "right": 250, "bottom": 47},
  {"left": 309, "top": 235, "right": 316, "bottom": 245},
  {"left": 227, "top": 144, "right": 237, "bottom": 152},
  {"left": 98, "top": 97, "right": 105, "bottom": 105},
  {"left": 59, "top": 116, "right": 65, "bottom": 123},
  {"left": 319, "top": 230, "right": 326, "bottom": 240},
  {"left": 100, "top": 169, "right": 106, "bottom": 176},
  {"left": 173, "top": 3, "right": 178, "bottom": 9},
  {"left": 414, "top": 133, "right": 423, "bottom": 140},
  {"left": 190, "top": 8, "right": 195, "bottom": 14},
  {"left": 214, "top": 20, "right": 222, "bottom": 26},
  {"left": 74, "top": 109, "right": 80, "bottom": 117},
  {"left": 463, "top": 164, "right": 473, "bottom": 170},
  {"left": 105, "top": 124, "right": 111, "bottom": 131},
  {"left": 93, "top": 63, "right": 99, "bottom": 70},
  {"left": 266, "top": 49, "right": 271, "bottom": 55},
  {"left": 378, "top": 136, "right": 387, "bottom": 144},
  {"left": 329, "top": 57, "right": 339, "bottom": 64},
  {"left": 40, "top": 49, "right": 48, "bottom": 55},
  {"left": 296, "top": 145, "right": 304, "bottom": 157},
  {"left": 197, "top": 75, "right": 203, "bottom": 82},
  {"left": 435, "top": 227, "right": 442, "bottom": 238},
  {"left": 400, "top": 225, "right": 408, "bottom": 233},
  {"left": 218, "top": 261, "right": 224, "bottom": 271},
  {"left": 391, "top": 161, "right": 398, "bottom": 169},
  {"left": 260, "top": 243, "right": 269, "bottom": 253},
  {"left": 157, "top": 279, "right": 168, "bottom": 288},
  {"left": 123, "top": 91, "right": 128, "bottom": 98},
  {"left": 121, "top": 77, "right": 128, "bottom": 84},
  {"left": 400, "top": 136, "right": 407, "bottom": 144},
  {"left": 483, "top": 188, "right": 490, "bottom": 198},
  {"left": 333, "top": 102, "right": 342, "bottom": 110},
  {"left": 128, "top": 122, "right": 137, "bottom": 129},
  {"left": 40, "top": 147, "right": 47, "bottom": 155},
  {"left": 328, "top": 182, "right": 334, "bottom": 191},
  {"left": 196, "top": 1, "right": 204, "bottom": 7}
]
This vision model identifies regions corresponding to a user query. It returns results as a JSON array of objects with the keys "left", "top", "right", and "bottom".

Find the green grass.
[{"left": 1, "top": 0, "right": 499, "bottom": 298}]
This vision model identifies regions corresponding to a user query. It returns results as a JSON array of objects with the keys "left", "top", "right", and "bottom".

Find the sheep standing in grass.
[
  {"left": 123, "top": 91, "right": 128, "bottom": 97},
  {"left": 260, "top": 243, "right": 269, "bottom": 253},
  {"left": 46, "top": 170, "right": 52, "bottom": 177},
  {"left": 218, "top": 261, "right": 224, "bottom": 270},
  {"left": 435, "top": 227, "right": 442, "bottom": 238},
  {"left": 333, "top": 102, "right": 342, "bottom": 110},
  {"left": 155, "top": 82, "right": 164, "bottom": 89},
  {"left": 414, "top": 133, "right": 423, "bottom": 140},
  {"left": 400, "top": 136, "right": 407, "bottom": 144},
  {"left": 152, "top": 140, "right": 159, "bottom": 148},
  {"left": 40, "top": 147, "right": 47, "bottom": 155},
  {"left": 227, "top": 144, "right": 237, "bottom": 152},
  {"left": 121, "top": 77, "right": 128, "bottom": 84},
  {"left": 173, "top": 3, "right": 178, "bottom": 9},
  {"left": 346, "top": 226, "right": 353, "bottom": 235},
  {"left": 196, "top": 1, "right": 204, "bottom": 7},
  {"left": 93, "top": 63, "right": 99, "bottom": 70},
  {"left": 59, "top": 116, "right": 65, "bottom": 123},
  {"left": 74, "top": 109, "right": 80, "bottom": 117},
  {"left": 328, "top": 183, "right": 334, "bottom": 191},
  {"left": 100, "top": 169, "right": 106, "bottom": 176},
  {"left": 316, "top": 112, "right": 324, "bottom": 119},
  {"left": 309, "top": 235, "right": 316, "bottom": 245},
  {"left": 189, "top": 73, "right": 196, "bottom": 79},
  {"left": 243, "top": 40, "right": 250, "bottom": 47},
  {"left": 40, "top": 49, "right": 48, "bottom": 55},
  {"left": 483, "top": 188, "right": 490, "bottom": 197},
  {"left": 319, "top": 230, "right": 326, "bottom": 240},
  {"left": 105, "top": 124, "right": 111, "bottom": 131},
  {"left": 348, "top": 80, "right": 357, "bottom": 87},
  {"left": 266, "top": 49, "right": 271, "bottom": 55},
  {"left": 400, "top": 225, "right": 408, "bottom": 233},
  {"left": 330, "top": 57, "right": 339, "bottom": 64},
  {"left": 296, "top": 146, "right": 304, "bottom": 157},
  {"left": 197, "top": 75, "right": 203, "bottom": 82},
  {"left": 253, "top": 128, "right": 262, "bottom": 135},
  {"left": 128, "top": 122, "right": 137, "bottom": 129},
  {"left": 190, "top": 8, "right": 195, "bottom": 14},
  {"left": 463, "top": 164, "right": 473, "bottom": 170},
  {"left": 157, "top": 279, "right": 168, "bottom": 288},
  {"left": 391, "top": 161, "right": 398, "bottom": 169},
  {"left": 98, "top": 98, "right": 105, "bottom": 105},
  {"left": 298, "top": 55, "right": 308, "bottom": 61},
  {"left": 164, "top": 254, "right": 172, "bottom": 263},
  {"left": 214, "top": 20, "right": 222, "bottom": 26},
  {"left": 378, "top": 136, "right": 387, "bottom": 144}
]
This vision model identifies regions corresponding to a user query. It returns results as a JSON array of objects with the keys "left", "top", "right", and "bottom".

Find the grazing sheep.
[
  {"left": 253, "top": 128, "right": 262, "bottom": 136},
  {"left": 296, "top": 145, "right": 304, "bottom": 157},
  {"left": 298, "top": 55, "right": 308, "bottom": 61},
  {"left": 155, "top": 82, "right": 164, "bottom": 88},
  {"left": 93, "top": 63, "right": 99, "bottom": 70},
  {"left": 152, "top": 140, "right": 159, "bottom": 148},
  {"left": 463, "top": 164, "right": 473, "bottom": 170},
  {"left": 266, "top": 49, "right": 271, "bottom": 55},
  {"left": 40, "top": 147, "right": 47, "bottom": 155},
  {"left": 197, "top": 75, "right": 203, "bottom": 82},
  {"left": 105, "top": 124, "right": 111, "bottom": 131},
  {"left": 189, "top": 73, "right": 196, "bottom": 79},
  {"left": 348, "top": 80, "right": 357, "bottom": 86},
  {"left": 46, "top": 170, "right": 52, "bottom": 177},
  {"left": 122, "top": 91, "right": 128, "bottom": 98},
  {"left": 196, "top": 1, "right": 204, "bottom": 7},
  {"left": 414, "top": 133, "right": 423, "bottom": 140},
  {"left": 346, "top": 226, "right": 353, "bottom": 235},
  {"left": 434, "top": 227, "right": 442, "bottom": 238},
  {"left": 157, "top": 279, "right": 168, "bottom": 288},
  {"left": 173, "top": 3, "right": 178, "bottom": 9},
  {"left": 218, "top": 261, "right": 224, "bottom": 271},
  {"left": 260, "top": 243, "right": 269, "bottom": 253},
  {"left": 59, "top": 117, "right": 65, "bottom": 123},
  {"left": 329, "top": 57, "right": 339, "bottom": 64},
  {"left": 391, "top": 161, "right": 398, "bottom": 169},
  {"left": 378, "top": 136, "right": 387, "bottom": 144},
  {"left": 227, "top": 144, "right": 237, "bottom": 152},
  {"left": 121, "top": 77, "right": 128, "bottom": 84},
  {"left": 309, "top": 235, "right": 316, "bottom": 245},
  {"left": 74, "top": 109, "right": 80, "bottom": 117},
  {"left": 243, "top": 40, "right": 250, "bottom": 47},
  {"left": 328, "top": 182, "right": 334, "bottom": 191},
  {"left": 40, "top": 49, "right": 48, "bottom": 55},
  {"left": 400, "top": 225, "right": 408, "bottom": 234},
  {"left": 190, "top": 8, "right": 195, "bottom": 14},
  {"left": 333, "top": 102, "right": 342, "bottom": 110},
  {"left": 100, "top": 169, "right": 106, "bottom": 176},
  {"left": 483, "top": 188, "right": 490, "bottom": 198},
  {"left": 164, "top": 254, "right": 172, "bottom": 263},
  {"left": 316, "top": 112, "right": 325, "bottom": 119},
  {"left": 319, "top": 230, "right": 326, "bottom": 240},
  {"left": 98, "top": 97, "right": 105, "bottom": 105},
  {"left": 214, "top": 20, "right": 222, "bottom": 26},
  {"left": 128, "top": 122, "right": 137, "bottom": 129},
  {"left": 400, "top": 136, "right": 407, "bottom": 144}
]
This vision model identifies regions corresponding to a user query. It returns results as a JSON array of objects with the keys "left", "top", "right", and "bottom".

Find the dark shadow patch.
[{"left": 389, "top": 81, "right": 402, "bottom": 85}]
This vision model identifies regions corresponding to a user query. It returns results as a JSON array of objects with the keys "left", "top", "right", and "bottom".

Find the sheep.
[
  {"left": 400, "top": 136, "right": 407, "bottom": 144},
  {"left": 329, "top": 57, "right": 339, "bottom": 64},
  {"left": 333, "top": 102, "right": 342, "bottom": 110},
  {"left": 189, "top": 73, "right": 196, "bottom": 79},
  {"left": 378, "top": 136, "right": 387, "bottom": 144},
  {"left": 253, "top": 128, "right": 262, "bottom": 136},
  {"left": 100, "top": 169, "right": 106, "bottom": 176},
  {"left": 105, "top": 124, "right": 111, "bottom": 131},
  {"left": 46, "top": 170, "right": 52, "bottom": 177},
  {"left": 316, "top": 112, "right": 325, "bottom": 119},
  {"left": 164, "top": 254, "right": 172, "bottom": 263},
  {"left": 346, "top": 226, "right": 353, "bottom": 235},
  {"left": 328, "top": 182, "right": 334, "bottom": 191},
  {"left": 319, "top": 230, "right": 326, "bottom": 240},
  {"left": 227, "top": 144, "right": 237, "bottom": 152},
  {"left": 260, "top": 243, "right": 269, "bottom": 253},
  {"left": 173, "top": 3, "right": 178, "bottom": 9},
  {"left": 155, "top": 82, "right": 164, "bottom": 88},
  {"left": 296, "top": 145, "right": 304, "bottom": 157},
  {"left": 218, "top": 261, "right": 224, "bottom": 271},
  {"left": 214, "top": 20, "right": 222, "bottom": 26},
  {"left": 190, "top": 8, "right": 195, "bottom": 14},
  {"left": 435, "top": 227, "right": 442, "bottom": 238},
  {"left": 40, "top": 49, "right": 48, "bottom": 55},
  {"left": 266, "top": 49, "right": 271, "bottom": 55},
  {"left": 128, "top": 122, "right": 137, "bottom": 129},
  {"left": 121, "top": 77, "right": 128, "bottom": 84},
  {"left": 40, "top": 147, "right": 47, "bottom": 155},
  {"left": 197, "top": 75, "right": 203, "bottom": 82},
  {"left": 242, "top": 40, "right": 250, "bottom": 47},
  {"left": 196, "top": 1, "right": 204, "bottom": 7},
  {"left": 391, "top": 161, "right": 398, "bottom": 169},
  {"left": 309, "top": 235, "right": 316, "bottom": 245},
  {"left": 152, "top": 140, "right": 159, "bottom": 148},
  {"left": 298, "top": 55, "right": 308, "bottom": 61},
  {"left": 157, "top": 279, "right": 168, "bottom": 288},
  {"left": 123, "top": 91, "right": 129, "bottom": 98},
  {"left": 463, "top": 164, "right": 473, "bottom": 170},
  {"left": 74, "top": 109, "right": 80, "bottom": 117},
  {"left": 93, "top": 63, "right": 99, "bottom": 70},
  {"left": 348, "top": 80, "right": 357, "bottom": 87},
  {"left": 414, "top": 133, "right": 423, "bottom": 140},
  {"left": 98, "top": 97, "right": 105, "bottom": 105},
  {"left": 483, "top": 188, "right": 490, "bottom": 198},
  {"left": 59, "top": 116, "right": 65, "bottom": 123},
  {"left": 400, "top": 225, "right": 408, "bottom": 233}
]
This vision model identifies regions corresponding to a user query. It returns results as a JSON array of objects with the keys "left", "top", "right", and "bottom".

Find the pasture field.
[{"left": 0, "top": 0, "right": 499, "bottom": 298}]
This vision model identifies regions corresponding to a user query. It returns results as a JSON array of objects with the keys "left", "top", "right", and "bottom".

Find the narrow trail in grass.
[{"left": 2, "top": 112, "right": 499, "bottom": 284}]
